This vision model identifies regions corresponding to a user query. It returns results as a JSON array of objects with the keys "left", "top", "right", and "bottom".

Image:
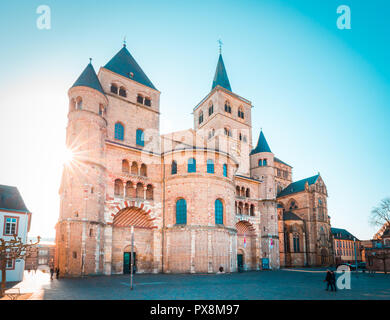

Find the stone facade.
[{"left": 55, "top": 44, "right": 330, "bottom": 276}]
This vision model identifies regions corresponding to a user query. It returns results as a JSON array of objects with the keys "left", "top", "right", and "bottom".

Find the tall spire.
[
  {"left": 211, "top": 53, "right": 231, "bottom": 92},
  {"left": 250, "top": 130, "right": 272, "bottom": 155},
  {"left": 71, "top": 60, "right": 105, "bottom": 95}
]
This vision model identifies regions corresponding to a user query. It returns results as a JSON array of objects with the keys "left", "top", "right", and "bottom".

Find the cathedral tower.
[
  {"left": 56, "top": 61, "right": 108, "bottom": 276},
  {"left": 193, "top": 53, "right": 252, "bottom": 175}
]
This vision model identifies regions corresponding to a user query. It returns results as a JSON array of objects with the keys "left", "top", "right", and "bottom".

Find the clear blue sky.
[{"left": 0, "top": 0, "right": 389, "bottom": 240}]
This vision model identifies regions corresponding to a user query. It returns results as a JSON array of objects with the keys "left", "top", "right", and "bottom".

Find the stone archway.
[
  {"left": 320, "top": 248, "right": 329, "bottom": 266},
  {"left": 236, "top": 221, "right": 256, "bottom": 271}
]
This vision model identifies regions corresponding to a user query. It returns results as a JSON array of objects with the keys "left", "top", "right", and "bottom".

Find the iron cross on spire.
[
  {"left": 218, "top": 39, "right": 223, "bottom": 54},
  {"left": 123, "top": 36, "right": 127, "bottom": 47}
]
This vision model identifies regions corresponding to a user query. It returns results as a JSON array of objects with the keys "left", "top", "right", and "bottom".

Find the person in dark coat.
[
  {"left": 55, "top": 267, "right": 60, "bottom": 279},
  {"left": 324, "top": 270, "right": 332, "bottom": 291},
  {"left": 330, "top": 270, "right": 337, "bottom": 291}
]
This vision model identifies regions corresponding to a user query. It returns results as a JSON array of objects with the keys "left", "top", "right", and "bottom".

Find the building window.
[
  {"left": 140, "top": 163, "right": 147, "bottom": 176},
  {"left": 38, "top": 258, "right": 47, "bottom": 265},
  {"left": 258, "top": 159, "right": 262, "bottom": 167},
  {"left": 73, "top": 252, "right": 77, "bottom": 259},
  {"left": 208, "top": 129, "right": 215, "bottom": 139},
  {"left": 76, "top": 97, "right": 82, "bottom": 110},
  {"left": 115, "top": 122, "right": 124, "bottom": 140},
  {"left": 293, "top": 234, "right": 300, "bottom": 252},
  {"left": 238, "top": 107, "right": 244, "bottom": 119},
  {"left": 110, "top": 84, "right": 118, "bottom": 94},
  {"left": 224, "top": 101, "right": 231, "bottom": 113},
  {"left": 176, "top": 199, "right": 187, "bottom": 225},
  {"left": 224, "top": 127, "right": 231, "bottom": 137},
  {"left": 6, "top": 259, "right": 14, "bottom": 269},
  {"left": 144, "top": 98, "right": 151, "bottom": 107},
  {"left": 263, "top": 159, "right": 267, "bottom": 166},
  {"left": 223, "top": 164, "right": 227, "bottom": 177},
  {"left": 199, "top": 111, "right": 203, "bottom": 125},
  {"left": 136, "top": 129, "right": 144, "bottom": 147},
  {"left": 146, "top": 184, "right": 153, "bottom": 200},
  {"left": 137, "top": 94, "right": 144, "bottom": 104},
  {"left": 207, "top": 159, "right": 214, "bottom": 174},
  {"left": 188, "top": 158, "right": 196, "bottom": 173},
  {"left": 122, "top": 160, "right": 129, "bottom": 173},
  {"left": 171, "top": 160, "right": 177, "bottom": 175},
  {"left": 246, "top": 188, "right": 250, "bottom": 197},
  {"left": 114, "top": 179, "right": 123, "bottom": 196},
  {"left": 131, "top": 162, "right": 138, "bottom": 175},
  {"left": 99, "top": 104, "right": 104, "bottom": 116},
  {"left": 250, "top": 204, "right": 255, "bottom": 216},
  {"left": 4, "top": 217, "right": 18, "bottom": 235},
  {"left": 208, "top": 104, "right": 214, "bottom": 116},
  {"left": 119, "top": 86, "right": 127, "bottom": 97},
  {"left": 215, "top": 199, "right": 224, "bottom": 225}
]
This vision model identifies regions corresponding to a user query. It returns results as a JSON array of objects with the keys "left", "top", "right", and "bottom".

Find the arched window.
[
  {"left": 246, "top": 188, "right": 250, "bottom": 198},
  {"left": 215, "top": 199, "right": 224, "bottom": 224},
  {"left": 223, "top": 164, "right": 227, "bottom": 177},
  {"left": 263, "top": 159, "right": 267, "bottom": 166},
  {"left": 136, "top": 129, "right": 144, "bottom": 147},
  {"left": 131, "top": 162, "right": 138, "bottom": 175},
  {"left": 140, "top": 163, "right": 147, "bottom": 177},
  {"left": 176, "top": 199, "right": 187, "bottom": 225},
  {"left": 188, "top": 158, "right": 196, "bottom": 173},
  {"left": 241, "top": 187, "right": 245, "bottom": 197},
  {"left": 119, "top": 86, "right": 127, "bottom": 97},
  {"left": 208, "top": 128, "right": 215, "bottom": 139},
  {"left": 258, "top": 159, "right": 263, "bottom": 167},
  {"left": 110, "top": 84, "right": 118, "bottom": 94},
  {"left": 244, "top": 203, "right": 249, "bottom": 215},
  {"left": 114, "top": 179, "right": 123, "bottom": 196},
  {"left": 293, "top": 234, "right": 300, "bottom": 252},
  {"left": 146, "top": 184, "right": 153, "bottom": 200},
  {"left": 125, "top": 181, "right": 135, "bottom": 198},
  {"left": 207, "top": 159, "right": 214, "bottom": 174},
  {"left": 136, "top": 183, "right": 144, "bottom": 199},
  {"left": 199, "top": 111, "right": 203, "bottom": 125},
  {"left": 208, "top": 104, "right": 214, "bottom": 116},
  {"left": 171, "top": 160, "right": 177, "bottom": 175},
  {"left": 76, "top": 97, "right": 82, "bottom": 110},
  {"left": 144, "top": 97, "right": 151, "bottom": 107},
  {"left": 137, "top": 94, "right": 144, "bottom": 104},
  {"left": 224, "top": 127, "right": 231, "bottom": 137},
  {"left": 250, "top": 204, "right": 255, "bottom": 216},
  {"left": 122, "top": 160, "right": 129, "bottom": 173},
  {"left": 115, "top": 122, "right": 124, "bottom": 140},
  {"left": 236, "top": 186, "right": 240, "bottom": 196},
  {"left": 99, "top": 104, "right": 105, "bottom": 116},
  {"left": 243, "top": 136, "right": 247, "bottom": 143},
  {"left": 224, "top": 101, "right": 231, "bottom": 113},
  {"left": 238, "top": 107, "right": 244, "bottom": 119}
]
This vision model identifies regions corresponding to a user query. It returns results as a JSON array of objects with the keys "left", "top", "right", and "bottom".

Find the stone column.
[
  {"left": 190, "top": 230, "right": 196, "bottom": 273},
  {"left": 103, "top": 225, "right": 113, "bottom": 275}
]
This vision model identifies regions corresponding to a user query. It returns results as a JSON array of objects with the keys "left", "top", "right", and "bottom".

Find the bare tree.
[
  {"left": 0, "top": 235, "right": 40, "bottom": 297},
  {"left": 369, "top": 198, "right": 390, "bottom": 228}
]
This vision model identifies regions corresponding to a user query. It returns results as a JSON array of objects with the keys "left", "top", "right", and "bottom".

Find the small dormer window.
[{"left": 111, "top": 84, "right": 118, "bottom": 94}]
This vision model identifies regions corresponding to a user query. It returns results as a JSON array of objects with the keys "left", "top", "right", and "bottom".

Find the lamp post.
[
  {"left": 354, "top": 237, "right": 358, "bottom": 274},
  {"left": 130, "top": 226, "right": 134, "bottom": 290}
]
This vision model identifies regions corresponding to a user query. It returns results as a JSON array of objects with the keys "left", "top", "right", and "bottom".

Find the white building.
[{"left": 0, "top": 185, "right": 32, "bottom": 282}]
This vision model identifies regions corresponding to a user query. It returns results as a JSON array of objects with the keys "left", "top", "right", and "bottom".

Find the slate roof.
[
  {"left": 283, "top": 211, "right": 303, "bottom": 221},
  {"left": 274, "top": 157, "right": 292, "bottom": 168},
  {"left": 277, "top": 174, "right": 319, "bottom": 198},
  {"left": 331, "top": 227, "right": 359, "bottom": 241},
  {"left": 211, "top": 54, "right": 231, "bottom": 91},
  {"left": 71, "top": 62, "right": 105, "bottom": 95},
  {"left": 104, "top": 46, "right": 157, "bottom": 90},
  {"left": 250, "top": 130, "right": 272, "bottom": 155},
  {"left": 0, "top": 185, "right": 30, "bottom": 212}
]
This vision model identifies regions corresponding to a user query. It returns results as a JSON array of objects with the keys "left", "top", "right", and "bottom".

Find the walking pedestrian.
[
  {"left": 330, "top": 270, "right": 337, "bottom": 292},
  {"left": 56, "top": 267, "right": 60, "bottom": 279},
  {"left": 324, "top": 269, "right": 332, "bottom": 291},
  {"left": 49, "top": 262, "right": 54, "bottom": 280}
]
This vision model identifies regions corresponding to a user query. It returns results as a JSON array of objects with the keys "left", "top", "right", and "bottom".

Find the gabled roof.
[
  {"left": 277, "top": 174, "right": 319, "bottom": 198},
  {"left": 211, "top": 54, "right": 231, "bottom": 92},
  {"left": 283, "top": 211, "right": 303, "bottom": 221},
  {"left": 250, "top": 130, "right": 272, "bottom": 155},
  {"left": 71, "top": 62, "right": 105, "bottom": 95},
  {"left": 274, "top": 157, "right": 292, "bottom": 168},
  {"left": 104, "top": 45, "right": 157, "bottom": 90},
  {"left": 331, "top": 227, "right": 358, "bottom": 241},
  {"left": 0, "top": 185, "right": 30, "bottom": 213}
]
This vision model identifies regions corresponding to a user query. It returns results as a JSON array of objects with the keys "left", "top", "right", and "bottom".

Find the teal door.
[
  {"left": 237, "top": 254, "right": 243, "bottom": 271},
  {"left": 123, "top": 252, "right": 136, "bottom": 274}
]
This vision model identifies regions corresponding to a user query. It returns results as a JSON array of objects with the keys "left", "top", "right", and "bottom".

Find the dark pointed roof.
[
  {"left": 0, "top": 185, "right": 30, "bottom": 213},
  {"left": 283, "top": 211, "right": 303, "bottom": 221},
  {"left": 212, "top": 54, "right": 231, "bottom": 92},
  {"left": 250, "top": 130, "right": 272, "bottom": 155},
  {"left": 331, "top": 228, "right": 359, "bottom": 241},
  {"left": 71, "top": 62, "right": 105, "bottom": 95},
  {"left": 277, "top": 174, "right": 319, "bottom": 198},
  {"left": 104, "top": 46, "right": 157, "bottom": 90}
]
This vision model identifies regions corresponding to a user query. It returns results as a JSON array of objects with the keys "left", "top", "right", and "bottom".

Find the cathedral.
[{"left": 55, "top": 43, "right": 334, "bottom": 276}]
